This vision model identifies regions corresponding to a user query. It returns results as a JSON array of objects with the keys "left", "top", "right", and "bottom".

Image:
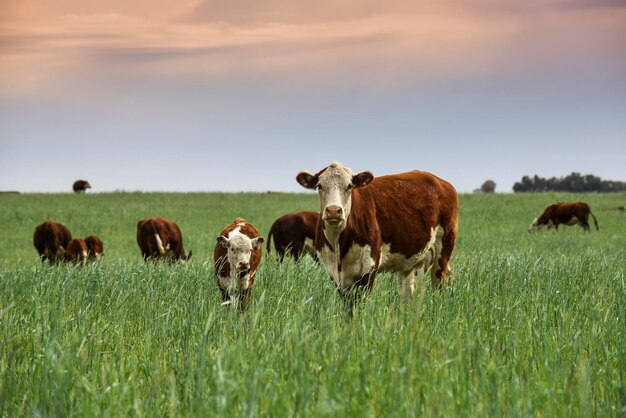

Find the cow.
[
  {"left": 528, "top": 202, "right": 599, "bottom": 232},
  {"left": 33, "top": 221, "right": 72, "bottom": 263},
  {"left": 266, "top": 211, "right": 319, "bottom": 261},
  {"left": 214, "top": 218, "right": 264, "bottom": 309},
  {"left": 84, "top": 234, "right": 104, "bottom": 261},
  {"left": 73, "top": 180, "right": 91, "bottom": 193},
  {"left": 136, "top": 217, "right": 192, "bottom": 261},
  {"left": 65, "top": 238, "right": 89, "bottom": 264},
  {"left": 296, "top": 162, "right": 459, "bottom": 310}
]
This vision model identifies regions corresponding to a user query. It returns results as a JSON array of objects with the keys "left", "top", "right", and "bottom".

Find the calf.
[
  {"left": 33, "top": 221, "right": 72, "bottom": 263},
  {"left": 84, "top": 234, "right": 104, "bottom": 261},
  {"left": 65, "top": 238, "right": 89, "bottom": 264},
  {"left": 529, "top": 202, "right": 599, "bottom": 232},
  {"left": 136, "top": 217, "right": 192, "bottom": 261},
  {"left": 266, "top": 211, "right": 319, "bottom": 261},
  {"left": 214, "top": 218, "right": 264, "bottom": 309},
  {"left": 296, "top": 162, "right": 459, "bottom": 309},
  {"left": 73, "top": 180, "right": 91, "bottom": 193}
]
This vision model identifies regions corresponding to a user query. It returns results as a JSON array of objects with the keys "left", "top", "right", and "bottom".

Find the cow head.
[
  {"left": 296, "top": 162, "right": 373, "bottom": 234},
  {"left": 528, "top": 218, "right": 555, "bottom": 232},
  {"left": 217, "top": 234, "right": 264, "bottom": 277}
]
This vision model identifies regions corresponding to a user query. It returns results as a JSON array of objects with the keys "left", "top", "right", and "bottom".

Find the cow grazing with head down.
[
  {"left": 296, "top": 162, "right": 459, "bottom": 309},
  {"left": 65, "top": 238, "right": 89, "bottom": 264},
  {"left": 214, "top": 218, "right": 264, "bottom": 309},
  {"left": 267, "top": 211, "right": 319, "bottom": 261},
  {"left": 33, "top": 221, "right": 72, "bottom": 263},
  {"left": 84, "top": 234, "right": 104, "bottom": 261},
  {"left": 136, "top": 217, "right": 192, "bottom": 261},
  {"left": 73, "top": 180, "right": 91, "bottom": 193},
  {"left": 529, "top": 202, "right": 598, "bottom": 232}
]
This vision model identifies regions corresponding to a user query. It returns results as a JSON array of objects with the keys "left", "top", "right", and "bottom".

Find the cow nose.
[
  {"left": 325, "top": 205, "right": 343, "bottom": 219},
  {"left": 238, "top": 262, "right": 250, "bottom": 270}
]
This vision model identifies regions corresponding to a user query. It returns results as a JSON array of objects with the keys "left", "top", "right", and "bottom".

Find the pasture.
[{"left": 0, "top": 191, "right": 624, "bottom": 417}]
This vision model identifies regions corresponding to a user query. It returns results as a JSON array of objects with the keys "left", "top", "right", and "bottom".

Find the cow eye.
[
  {"left": 346, "top": 184, "right": 353, "bottom": 190},
  {"left": 317, "top": 185, "right": 323, "bottom": 191}
]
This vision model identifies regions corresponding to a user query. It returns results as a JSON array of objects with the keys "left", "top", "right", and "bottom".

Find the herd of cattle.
[{"left": 35, "top": 162, "right": 600, "bottom": 310}]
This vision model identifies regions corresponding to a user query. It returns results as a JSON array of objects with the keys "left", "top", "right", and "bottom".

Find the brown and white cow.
[
  {"left": 136, "top": 217, "right": 192, "bottom": 261},
  {"left": 266, "top": 211, "right": 319, "bottom": 261},
  {"left": 529, "top": 202, "right": 599, "bottom": 232},
  {"left": 33, "top": 221, "right": 72, "bottom": 263},
  {"left": 73, "top": 180, "right": 91, "bottom": 193},
  {"left": 214, "top": 218, "right": 264, "bottom": 309},
  {"left": 65, "top": 238, "right": 89, "bottom": 264},
  {"left": 296, "top": 162, "right": 459, "bottom": 308},
  {"left": 84, "top": 234, "right": 104, "bottom": 261}
]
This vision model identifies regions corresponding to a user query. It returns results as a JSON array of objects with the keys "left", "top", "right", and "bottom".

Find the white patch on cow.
[
  {"left": 566, "top": 216, "right": 580, "bottom": 226},
  {"left": 155, "top": 233, "right": 165, "bottom": 255},
  {"left": 303, "top": 237, "right": 315, "bottom": 256},
  {"left": 379, "top": 225, "right": 442, "bottom": 274},
  {"left": 320, "top": 242, "right": 376, "bottom": 292}
]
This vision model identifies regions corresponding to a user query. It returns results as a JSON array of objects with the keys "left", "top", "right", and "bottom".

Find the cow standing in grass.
[
  {"left": 65, "top": 238, "right": 89, "bottom": 264},
  {"left": 136, "top": 217, "right": 192, "bottom": 261},
  {"left": 266, "top": 211, "right": 319, "bottom": 261},
  {"left": 33, "top": 221, "right": 72, "bottom": 263},
  {"left": 529, "top": 202, "right": 599, "bottom": 232},
  {"left": 296, "top": 162, "right": 459, "bottom": 309},
  {"left": 214, "top": 218, "right": 264, "bottom": 309},
  {"left": 85, "top": 235, "right": 104, "bottom": 261},
  {"left": 73, "top": 180, "right": 91, "bottom": 193}
]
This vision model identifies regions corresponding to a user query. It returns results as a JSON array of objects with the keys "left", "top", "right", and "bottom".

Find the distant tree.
[
  {"left": 513, "top": 172, "right": 626, "bottom": 192},
  {"left": 481, "top": 180, "right": 496, "bottom": 193}
]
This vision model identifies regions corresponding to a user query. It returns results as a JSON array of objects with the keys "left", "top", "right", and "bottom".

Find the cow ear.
[
  {"left": 251, "top": 237, "right": 264, "bottom": 249},
  {"left": 296, "top": 171, "right": 318, "bottom": 190},
  {"left": 352, "top": 171, "right": 374, "bottom": 188},
  {"left": 217, "top": 236, "right": 229, "bottom": 248}
]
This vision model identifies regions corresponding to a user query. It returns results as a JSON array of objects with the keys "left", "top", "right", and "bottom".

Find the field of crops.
[{"left": 1, "top": 191, "right": 624, "bottom": 417}]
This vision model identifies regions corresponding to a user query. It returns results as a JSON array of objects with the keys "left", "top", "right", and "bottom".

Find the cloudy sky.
[{"left": 1, "top": 0, "right": 624, "bottom": 193}]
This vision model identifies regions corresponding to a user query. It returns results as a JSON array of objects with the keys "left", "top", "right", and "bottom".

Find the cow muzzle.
[{"left": 323, "top": 205, "right": 344, "bottom": 224}]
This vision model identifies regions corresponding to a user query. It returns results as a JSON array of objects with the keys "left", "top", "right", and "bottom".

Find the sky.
[{"left": 1, "top": 0, "right": 625, "bottom": 193}]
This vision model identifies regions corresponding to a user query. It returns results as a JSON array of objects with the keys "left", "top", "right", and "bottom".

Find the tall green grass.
[{"left": 0, "top": 192, "right": 624, "bottom": 416}]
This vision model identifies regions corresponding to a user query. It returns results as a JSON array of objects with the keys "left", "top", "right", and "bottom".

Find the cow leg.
[
  {"left": 431, "top": 227, "right": 456, "bottom": 290},
  {"left": 340, "top": 272, "right": 376, "bottom": 315},
  {"left": 398, "top": 270, "right": 416, "bottom": 301}
]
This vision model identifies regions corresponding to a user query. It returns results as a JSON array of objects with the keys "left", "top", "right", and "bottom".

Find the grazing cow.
[
  {"left": 136, "top": 217, "right": 192, "bottom": 261},
  {"left": 266, "top": 211, "right": 319, "bottom": 261},
  {"left": 73, "top": 180, "right": 91, "bottom": 193},
  {"left": 529, "top": 202, "right": 599, "bottom": 232},
  {"left": 296, "top": 162, "right": 459, "bottom": 308},
  {"left": 65, "top": 238, "right": 89, "bottom": 264},
  {"left": 84, "top": 234, "right": 104, "bottom": 261},
  {"left": 214, "top": 218, "right": 264, "bottom": 309},
  {"left": 33, "top": 221, "right": 72, "bottom": 263}
]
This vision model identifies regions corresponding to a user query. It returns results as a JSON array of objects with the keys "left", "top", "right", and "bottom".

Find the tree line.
[{"left": 513, "top": 172, "right": 626, "bottom": 193}]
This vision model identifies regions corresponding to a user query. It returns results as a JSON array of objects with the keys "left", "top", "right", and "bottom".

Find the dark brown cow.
[
  {"left": 65, "top": 238, "right": 89, "bottom": 264},
  {"left": 33, "top": 221, "right": 72, "bottom": 263},
  {"left": 266, "top": 211, "right": 319, "bottom": 261},
  {"left": 529, "top": 202, "right": 599, "bottom": 232},
  {"left": 84, "top": 234, "right": 104, "bottom": 261},
  {"left": 296, "top": 162, "right": 459, "bottom": 309},
  {"left": 73, "top": 180, "right": 91, "bottom": 193},
  {"left": 136, "top": 217, "right": 192, "bottom": 261},
  {"left": 214, "top": 218, "right": 264, "bottom": 309}
]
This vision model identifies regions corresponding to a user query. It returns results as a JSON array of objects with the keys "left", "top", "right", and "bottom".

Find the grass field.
[{"left": 1, "top": 191, "right": 625, "bottom": 417}]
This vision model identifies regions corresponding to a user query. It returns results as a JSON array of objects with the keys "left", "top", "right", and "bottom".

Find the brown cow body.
[
  {"left": 297, "top": 162, "right": 459, "bottom": 308},
  {"left": 85, "top": 235, "right": 104, "bottom": 261},
  {"left": 65, "top": 238, "right": 89, "bottom": 264},
  {"left": 73, "top": 180, "right": 91, "bottom": 193},
  {"left": 529, "top": 202, "right": 599, "bottom": 232},
  {"left": 214, "top": 218, "right": 264, "bottom": 309},
  {"left": 267, "top": 211, "right": 319, "bottom": 261},
  {"left": 136, "top": 217, "right": 191, "bottom": 261},
  {"left": 33, "top": 221, "right": 72, "bottom": 262}
]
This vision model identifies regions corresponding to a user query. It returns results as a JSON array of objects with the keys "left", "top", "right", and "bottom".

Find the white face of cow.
[
  {"left": 528, "top": 218, "right": 541, "bottom": 232},
  {"left": 296, "top": 162, "right": 374, "bottom": 234},
  {"left": 218, "top": 232, "right": 263, "bottom": 276}
]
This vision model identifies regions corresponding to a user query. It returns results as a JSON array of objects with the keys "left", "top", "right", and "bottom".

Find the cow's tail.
[
  {"left": 150, "top": 219, "right": 166, "bottom": 255},
  {"left": 266, "top": 227, "right": 273, "bottom": 254},
  {"left": 590, "top": 211, "right": 599, "bottom": 231}
]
